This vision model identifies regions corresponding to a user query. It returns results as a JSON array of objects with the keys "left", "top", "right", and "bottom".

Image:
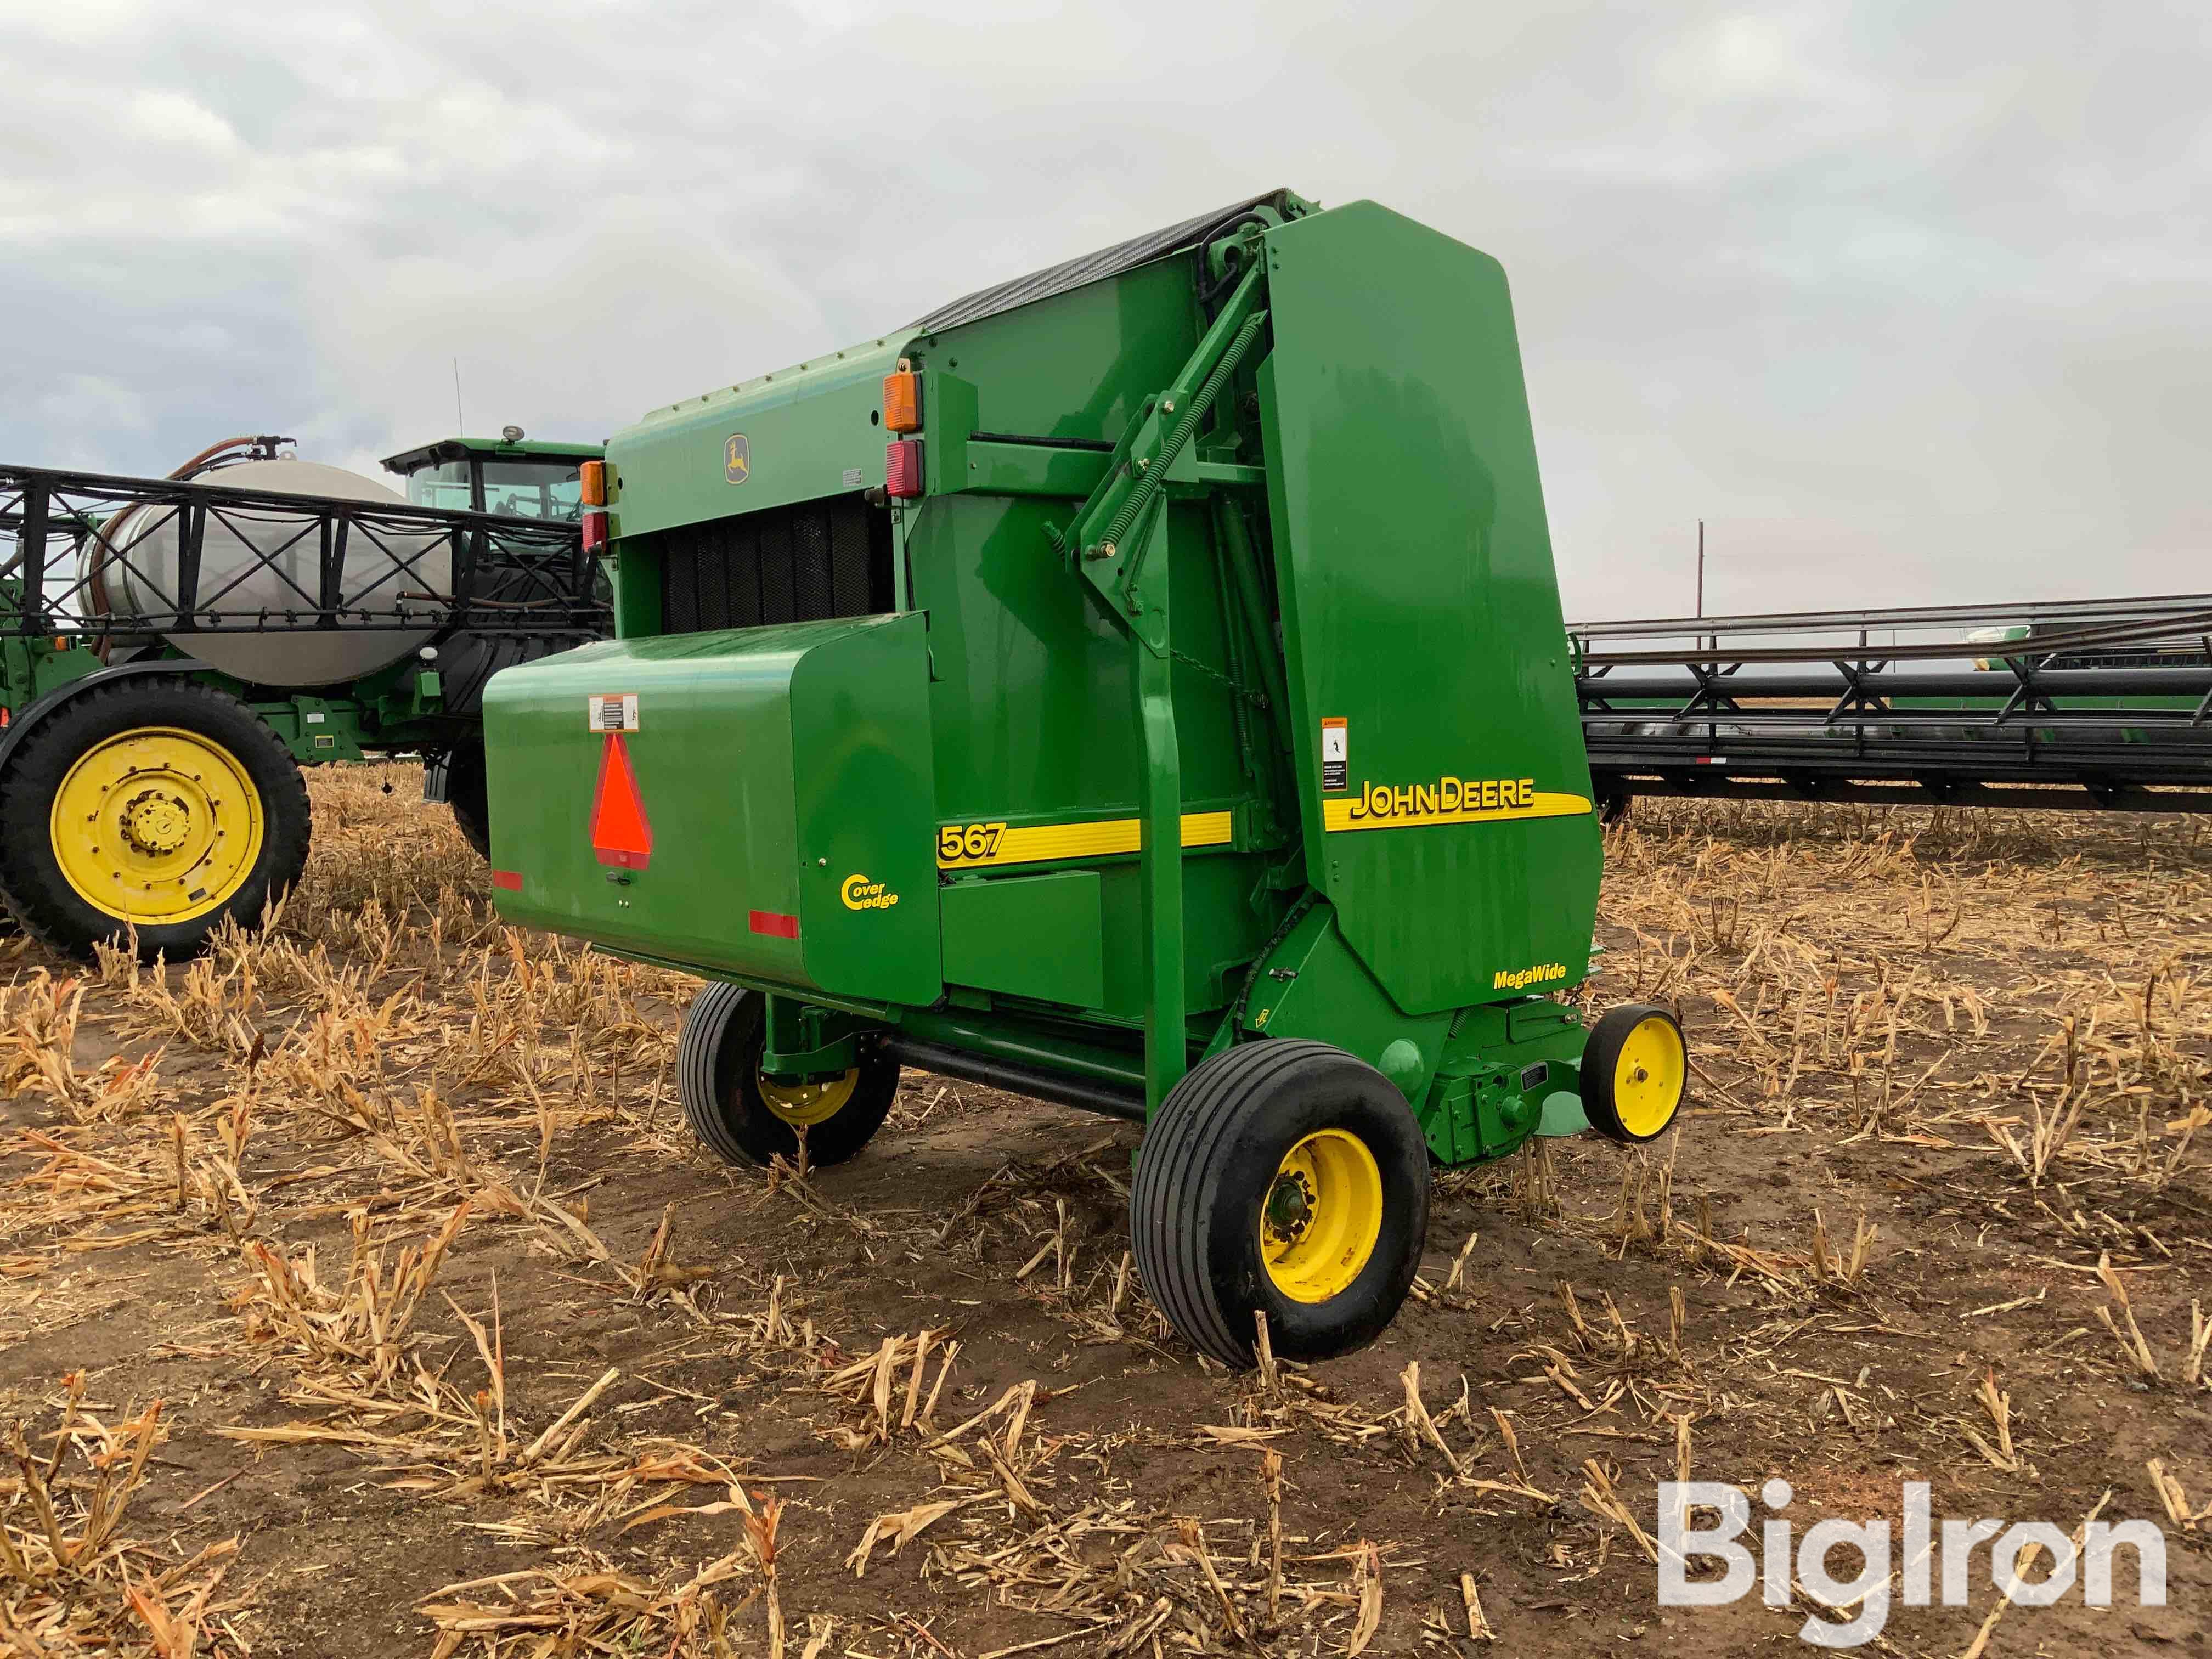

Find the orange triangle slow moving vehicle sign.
[{"left": 590, "top": 732, "right": 653, "bottom": 870}]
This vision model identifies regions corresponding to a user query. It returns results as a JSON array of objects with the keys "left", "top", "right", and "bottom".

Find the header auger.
[{"left": 483, "top": 192, "right": 1687, "bottom": 1366}]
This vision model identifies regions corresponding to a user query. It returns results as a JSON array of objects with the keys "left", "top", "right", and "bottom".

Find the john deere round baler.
[{"left": 483, "top": 191, "right": 1685, "bottom": 1367}]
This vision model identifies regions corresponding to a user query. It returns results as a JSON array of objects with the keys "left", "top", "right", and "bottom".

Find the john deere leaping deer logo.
[{"left": 724, "top": 433, "right": 749, "bottom": 484}]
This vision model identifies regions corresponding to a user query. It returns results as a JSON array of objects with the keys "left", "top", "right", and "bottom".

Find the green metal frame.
[
  {"left": 1048, "top": 246, "right": 1277, "bottom": 1110},
  {"left": 485, "top": 196, "right": 1620, "bottom": 1168}
]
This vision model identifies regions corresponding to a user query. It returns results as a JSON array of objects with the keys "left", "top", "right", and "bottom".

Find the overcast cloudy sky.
[{"left": 3, "top": 2, "right": 2204, "bottom": 619}]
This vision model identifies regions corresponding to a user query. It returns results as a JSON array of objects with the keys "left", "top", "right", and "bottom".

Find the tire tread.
[
  {"left": 1132, "top": 1040, "right": 1372, "bottom": 1369},
  {"left": 0, "top": 679, "right": 312, "bottom": 962}
]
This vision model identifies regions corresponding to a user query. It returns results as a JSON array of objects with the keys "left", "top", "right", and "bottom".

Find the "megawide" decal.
[
  {"left": 1323, "top": 777, "right": 1592, "bottom": 832},
  {"left": 1494, "top": 962, "right": 1568, "bottom": 990}
]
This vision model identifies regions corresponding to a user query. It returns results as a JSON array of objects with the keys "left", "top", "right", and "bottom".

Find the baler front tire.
[
  {"left": 678, "top": 982, "right": 898, "bottom": 1169},
  {"left": 1130, "top": 1039, "right": 1429, "bottom": 1370},
  {"left": 444, "top": 741, "right": 492, "bottom": 860}
]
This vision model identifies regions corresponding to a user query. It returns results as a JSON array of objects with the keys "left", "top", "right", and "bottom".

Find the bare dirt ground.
[{"left": 2, "top": 766, "right": 2207, "bottom": 1658}]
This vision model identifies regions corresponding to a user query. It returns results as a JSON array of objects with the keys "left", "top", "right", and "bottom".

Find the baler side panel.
[
  {"left": 611, "top": 341, "right": 913, "bottom": 543},
  {"left": 483, "top": 631, "right": 804, "bottom": 974},
  {"left": 1257, "top": 201, "right": 1602, "bottom": 1017},
  {"left": 789, "top": 614, "right": 943, "bottom": 1006},
  {"left": 482, "top": 617, "right": 940, "bottom": 996},
  {"left": 915, "top": 259, "right": 1202, "bottom": 449},
  {"left": 905, "top": 490, "right": 1272, "bottom": 1020}
]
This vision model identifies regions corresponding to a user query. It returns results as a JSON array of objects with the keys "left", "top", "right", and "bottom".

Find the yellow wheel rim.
[
  {"left": 1259, "top": 1129, "right": 1384, "bottom": 1304},
  {"left": 1612, "top": 1014, "right": 1685, "bottom": 1137},
  {"left": 758, "top": 1067, "right": 858, "bottom": 1126},
  {"left": 49, "top": 727, "right": 263, "bottom": 925}
]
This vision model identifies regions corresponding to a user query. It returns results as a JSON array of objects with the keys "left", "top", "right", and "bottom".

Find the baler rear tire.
[
  {"left": 678, "top": 981, "right": 897, "bottom": 1169},
  {"left": 1130, "top": 1039, "right": 1429, "bottom": 1370}
]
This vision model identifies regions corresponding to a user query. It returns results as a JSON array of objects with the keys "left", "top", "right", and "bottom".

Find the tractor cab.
[{"left": 381, "top": 429, "right": 603, "bottom": 522}]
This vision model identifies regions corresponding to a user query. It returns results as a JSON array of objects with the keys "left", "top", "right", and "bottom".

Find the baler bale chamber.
[{"left": 484, "top": 191, "right": 1688, "bottom": 1366}]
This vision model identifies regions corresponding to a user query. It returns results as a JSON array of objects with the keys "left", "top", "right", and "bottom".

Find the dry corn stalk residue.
[{"left": 2, "top": 769, "right": 2207, "bottom": 1656}]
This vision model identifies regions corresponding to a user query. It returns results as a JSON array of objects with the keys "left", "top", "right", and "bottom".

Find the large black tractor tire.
[
  {"left": 1579, "top": 1004, "right": 1689, "bottom": 1144},
  {"left": 0, "top": 680, "right": 312, "bottom": 963},
  {"left": 444, "top": 740, "right": 492, "bottom": 860},
  {"left": 1130, "top": 1039, "right": 1430, "bottom": 1370},
  {"left": 678, "top": 981, "right": 899, "bottom": 1169}
]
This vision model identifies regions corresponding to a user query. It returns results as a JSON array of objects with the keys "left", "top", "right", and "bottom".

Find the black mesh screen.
[{"left": 656, "top": 494, "right": 891, "bottom": 634}]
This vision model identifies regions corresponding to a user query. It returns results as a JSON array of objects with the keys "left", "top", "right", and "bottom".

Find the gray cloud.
[{"left": 2, "top": 1, "right": 2204, "bottom": 619}]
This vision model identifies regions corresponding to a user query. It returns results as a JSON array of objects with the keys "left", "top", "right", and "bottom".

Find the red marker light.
[
  {"left": 583, "top": 510, "right": 608, "bottom": 553},
  {"left": 885, "top": 439, "right": 923, "bottom": 499}
]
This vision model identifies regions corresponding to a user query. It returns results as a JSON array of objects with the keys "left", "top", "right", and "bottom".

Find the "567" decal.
[{"left": 936, "top": 821, "right": 1008, "bottom": 864}]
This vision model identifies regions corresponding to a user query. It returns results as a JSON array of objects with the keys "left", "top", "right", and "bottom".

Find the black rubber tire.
[
  {"left": 678, "top": 981, "right": 898, "bottom": 1169},
  {"left": 0, "top": 680, "right": 312, "bottom": 963},
  {"left": 1130, "top": 1039, "right": 1430, "bottom": 1370},
  {"left": 1579, "top": 1004, "right": 1688, "bottom": 1144},
  {"left": 444, "top": 740, "right": 492, "bottom": 860}
]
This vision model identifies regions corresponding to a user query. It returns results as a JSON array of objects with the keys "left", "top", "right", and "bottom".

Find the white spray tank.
[{"left": 83, "top": 437, "right": 450, "bottom": 687}]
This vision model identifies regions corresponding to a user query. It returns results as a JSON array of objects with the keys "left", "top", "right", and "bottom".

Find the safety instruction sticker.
[
  {"left": 1321, "top": 718, "right": 1348, "bottom": 791},
  {"left": 586, "top": 693, "right": 640, "bottom": 733}
]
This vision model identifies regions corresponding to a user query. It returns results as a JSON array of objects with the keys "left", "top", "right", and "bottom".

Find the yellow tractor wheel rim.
[
  {"left": 1612, "top": 1014, "right": 1686, "bottom": 1137},
  {"left": 1260, "top": 1128, "right": 1384, "bottom": 1304},
  {"left": 50, "top": 727, "right": 263, "bottom": 925},
  {"left": 758, "top": 1067, "right": 859, "bottom": 1127}
]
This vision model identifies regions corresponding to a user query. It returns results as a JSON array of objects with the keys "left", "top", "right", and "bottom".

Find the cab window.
[
  {"left": 403, "top": 459, "right": 476, "bottom": 513},
  {"left": 482, "top": 461, "right": 584, "bottom": 522}
]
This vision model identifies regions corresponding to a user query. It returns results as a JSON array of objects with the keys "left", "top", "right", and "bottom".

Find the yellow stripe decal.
[
  {"left": 938, "top": 810, "right": 1233, "bottom": 870},
  {"left": 1322, "top": 791, "right": 1592, "bottom": 833}
]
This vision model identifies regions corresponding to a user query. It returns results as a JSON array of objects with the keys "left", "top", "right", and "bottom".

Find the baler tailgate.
[{"left": 1256, "top": 202, "right": 1602, "bottom": 1015}]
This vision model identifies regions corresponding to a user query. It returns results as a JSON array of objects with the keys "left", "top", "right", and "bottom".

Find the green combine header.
[{"left": 484, "top": 191, "right": 1685, "bottom": 1366}]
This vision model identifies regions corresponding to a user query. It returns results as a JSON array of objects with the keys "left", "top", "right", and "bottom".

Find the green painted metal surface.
[
  {"left": 1424, "top": 1000, "right": 1588, "bottom": 1164},
  {"left": 1238, "top": 902, "right": 1450, "bottom": 1102},
  {"left": 611, "top": 341, "right": 915, "bottom": 539},
  {"left": 486, "top": 190, "right": 1629, "bottom": 1167},
  {"left": 941, "top": 870, "right": 1105, "bottom": 1009},
  {"left": 921, "top": 258, "right": 1205, "bottom": 449},
  {"left": 483, "top": 614, "right": 940, "bottom": 1005},
  {"left": 1256, "top": 202, "right": 1601, "bottom": 1018},
  {"left": 904, "top": 486, "right": 1274, "bottom": 1036}
]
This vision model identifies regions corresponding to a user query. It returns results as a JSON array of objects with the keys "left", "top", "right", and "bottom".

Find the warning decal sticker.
[
  {"left": 586, "top": 693, "right": 639, "bottom": 733},
  {"left": 1320, "top": 718, "right": 1348, "bottom": 791}
]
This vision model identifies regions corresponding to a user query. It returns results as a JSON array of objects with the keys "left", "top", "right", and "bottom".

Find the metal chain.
[{"left": 1169, "top": 646, "right": 1269, "bottom": 707}]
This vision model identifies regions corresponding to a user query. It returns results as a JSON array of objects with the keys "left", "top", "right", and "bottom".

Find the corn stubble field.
[{"left": 2, "top": 766, "right": 2207, "bottom": 1658}]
